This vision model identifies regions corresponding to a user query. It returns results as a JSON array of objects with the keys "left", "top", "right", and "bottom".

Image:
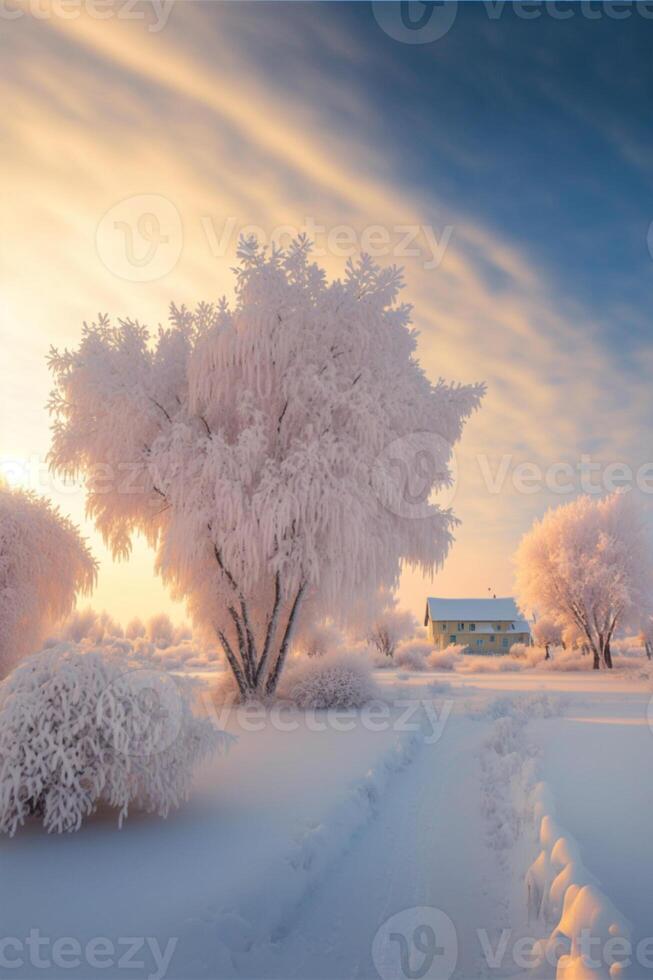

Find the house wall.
[{"left": 429, "top": 619, "right": 530, "bottom": 653}]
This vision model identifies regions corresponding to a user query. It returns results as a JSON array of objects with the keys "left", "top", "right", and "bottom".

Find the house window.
[
  {"left": 476, "top": 638, "right": 483, "bottom": 648},
  {"left": 502, "top": 638, "right": 509, "bottom": 648},
  {"left": 495, "top": 624, "right": 502, "bottom": 631},
  {"left": 449, "top": 635, "right": 456, "bottom": 644},
  {"left": 469, "top": 623, "right": 476, "bottom": 632},
  {"left": 441, "top": 623, "right": 447, "bottom": 631},
  {"left": 490, "top": 635, "right": 495, "bottom": 643}
]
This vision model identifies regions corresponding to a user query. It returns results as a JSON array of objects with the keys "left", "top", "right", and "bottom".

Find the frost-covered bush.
[
  {"left": 456, "top": 654, "right": 524, "bottom": 673},
  {"left": 0, "top": 486, "right": 96, "bottom": 677},
  {"left": 0, "top": 645, "right": 230, "bottom": 835},
  {"left": 147, "top": 613, "right": 175, "bottom": 649},
  {"left": 427, "top": 644, "right": 466, "bottom": 670},
  {"left": 126, "top": 617, "right": 146, "bottom": 639},
  {"left": 295, "top": 619, "right": 346, "bottom": 658},
  {"left": 280, "top": 652, "right": 379, "bottom": 709},
  {"left": 393, "top": 638, "right": 430, "bottom": 671}
]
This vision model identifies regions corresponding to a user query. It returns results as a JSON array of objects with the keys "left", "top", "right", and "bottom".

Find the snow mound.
[
  {"left": 526, "top": 782, "right": 631, "bottom": 979},
  {"left": 0, "top": 644, "right": 231, "bottom": 835}
]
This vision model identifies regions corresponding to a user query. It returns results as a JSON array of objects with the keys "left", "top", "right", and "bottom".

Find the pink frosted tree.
[
  {"left": 531, "top": 615, "right": 561, "bottom": 660},
  {"left": 48, "top": 240, "right": 483, "bottom": 698},
  {"left": 515, "top": 491, "right": 653, "bottom": 669},
  {"left": 0, "top": 484, "right": 96, "bottom": 677}
]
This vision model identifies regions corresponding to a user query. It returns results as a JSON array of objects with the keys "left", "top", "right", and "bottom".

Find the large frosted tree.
[
  {"left": 48, "top": 240, "right": 483, "bottom": 697},
  {"left": 515, "top": 491, "right": 653, "bottom": 669},
  {"left": 0, "top": 484, "right": 96, "bottom": 677}
]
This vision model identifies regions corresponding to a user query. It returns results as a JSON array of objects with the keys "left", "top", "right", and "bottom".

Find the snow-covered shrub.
[
  {"left": 456, "top": 654, "right": 525, "bottom": 673},
  {"left": 50, "top": 608, "right": 124, "bottom": 645},
  {"left": 126, "top": 617, "right": 146, "bottom": 639},
  {"left": 280, "top": 652, "right": 379, "bottom": 709},
  {"left": 147, "top": 613, "right": 175, "bottom": 649},
  {"left": 0, "top": 486, "right": 96, "bottom": 677},
  {"left": 0, "top": 645, "right": 230, "bottom": 835},
  {"left": 394, "top": 638, "right": 431, "bottom": 671},
  {"left": 295, "top": 619, "right": 346, "bottom": 658},
  {"left": 173, "top": 622, "right": 193, "bottom": 644},
  {"left": 59, "top": 607, "right": 99, "bottom": 643},
  {"left": 509, "top": 642, "right": 530, "bottom": 659},
  {"left": 427, "top": 644, "right": 466, "bottom": 670}
]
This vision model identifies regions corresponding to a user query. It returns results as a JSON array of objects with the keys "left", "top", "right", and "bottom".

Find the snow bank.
[
  {"left": 476, "top": 694, "right": 631, "bottom": 979},
  {"left": 526, "top": 786, "right": 631, "bottom": 978}
]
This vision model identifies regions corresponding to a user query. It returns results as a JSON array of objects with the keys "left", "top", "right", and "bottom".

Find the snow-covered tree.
[
  {"left": 126, "top": 617, "right": 146, "bottom": 639},
  {"left": 368, "top": 607, "right": 416, "bottom": 659},
  {"left": 638, "top": 619, "right": 653, "bottom": 660},
  {"left": 147, "top": 613, "right": 175, "bottom": 648},
  {"left": 515, "top": 492, "right": 653, "bottom": 670},
  {"left": 48, "top": 240, "right": 483, "bottom": 698},
  {"left": 531, "top": 616, "right": 562, "bottom": 660},
  {"left": 0, "top": 484, "right": 96, "bottom": 677},
  {"left": 0, "top": 645, "right": 230, "bottom": 835}
]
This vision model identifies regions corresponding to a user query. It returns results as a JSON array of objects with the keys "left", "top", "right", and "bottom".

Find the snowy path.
[{"left": 243, "top": 713, "right": 507, "bottom": 980}]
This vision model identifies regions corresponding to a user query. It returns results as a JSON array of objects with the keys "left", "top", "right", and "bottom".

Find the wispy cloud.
[{"left": 2, "top": 4, "right": 651, "bottom": 619}]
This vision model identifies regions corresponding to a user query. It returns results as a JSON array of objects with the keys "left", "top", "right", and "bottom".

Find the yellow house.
[{"left": 424, "top": 597, "right": 531, "bottom": 654}]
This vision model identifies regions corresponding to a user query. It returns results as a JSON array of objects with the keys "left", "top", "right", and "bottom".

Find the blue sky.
[{"left": 2, "top": 1, "right": 653, "bottom": 620}]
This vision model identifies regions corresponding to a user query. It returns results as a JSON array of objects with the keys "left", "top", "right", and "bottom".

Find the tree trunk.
[
  {"left": 544, "top": 643, "right": 550, "bottom": 661},
  {"left": 265, "top": 584, "right": 306, "bottom": 696},
  {"left": 603, "top": 640, "right": 613, "bottom": 669},
  {"left": 646, "top": 640, "right": 653, "bottom": 661}
]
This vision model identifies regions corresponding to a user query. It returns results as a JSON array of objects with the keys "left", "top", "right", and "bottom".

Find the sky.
[{"left": 2, "top": 0, "right": 653, "bottom": 626}]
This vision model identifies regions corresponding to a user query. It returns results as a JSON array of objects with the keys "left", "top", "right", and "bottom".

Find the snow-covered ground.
[{"left": 1, "top": 669, "right": 651, "bottom": 980}]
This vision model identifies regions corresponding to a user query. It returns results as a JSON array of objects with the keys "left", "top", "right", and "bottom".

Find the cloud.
[{"left": 2, "top": 4, "right": 650, "bottom": 619}]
